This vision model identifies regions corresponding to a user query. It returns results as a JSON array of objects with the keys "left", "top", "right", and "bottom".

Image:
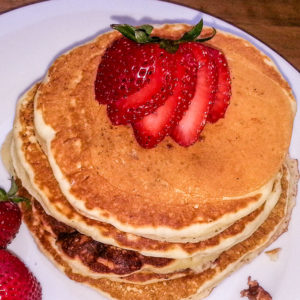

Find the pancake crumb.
[{"left": 265, "top": 248, "right": 281, "bottom": 261}]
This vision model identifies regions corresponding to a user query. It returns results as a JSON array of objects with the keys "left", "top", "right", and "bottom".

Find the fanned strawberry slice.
[
  {"left": 207, "top": 47, "right": 231, "bottom": 123},
  {"left": 107, "top": 45, "right": 174, "bottom": 125},
  {"left": 132, "top": 46, "right": 198, "bottom": 148},
  {"left": 171, "top": 44, "right": 217, "bottom": 146},
  {"left": 95, "top": 38, "right": 160, "bottom": 105}
]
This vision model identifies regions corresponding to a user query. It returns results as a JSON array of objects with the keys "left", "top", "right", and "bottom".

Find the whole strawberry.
[
  {"left": 0, "top": 179, "right": 28, "bottom": 248},
  {"left": 0, "top": 201, "right": 21, "bottom": 248},
  {"left": 0, "top": 249, "right": 42, "bottom": 300}
]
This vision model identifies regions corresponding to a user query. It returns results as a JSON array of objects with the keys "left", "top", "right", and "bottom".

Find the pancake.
[
  {"left": 10, "top": 84, "right": 284, "bottom": 261},
  {"left": 30, "top": 198, "right": 193, "bottom": 284},
  {"left": 33, "top": 24, "right": 296, "bottom": 242},
  {"left": 24, "top": 195, "right": 190, "bottom": 285},
  {"left": 19, "top": 156, "right": 298, "bottom": 298},
  {"left": 10, "top": 142, "right": 218, "bottom": 279}
]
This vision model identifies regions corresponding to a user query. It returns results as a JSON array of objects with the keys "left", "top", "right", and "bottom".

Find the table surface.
[{"left": 1, "top": 0, "right": 299, "bottom": 71}]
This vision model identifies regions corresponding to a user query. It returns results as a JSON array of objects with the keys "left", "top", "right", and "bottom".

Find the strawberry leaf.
[
  {"left": 0, "top": 188, "right": 7, "bottom": 200},
  {"left": 196, "top": 28, "right": 217, "bottom": 42},
  {"left": 139, "top": 24, "right": 153, "bottom": 35},
  {"left": 179, "top": 19, "right": 204, "bottom": 42},
  {"left": 7, "top": 178, "right": 18, "bottom": 197},
  {"left": 111, "top": 24, "right": 155, "bottom": 43},
  {"left": 111, "top": 24, "right": 138, "bottom": 41},
  {"left": 159, "top": 40, "right": 179, "bottom": 53},
  {"left": 0, "top": 178, "right": 29, "bottom": 204},
  {"left": 134, "top": 30, "right": 150, "bottom": 43},
  {"left": 9, "top": 196, "right": 29, "bottom": 203}
]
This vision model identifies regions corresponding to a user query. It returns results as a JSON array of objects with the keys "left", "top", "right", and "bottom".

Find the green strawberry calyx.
[
  {"left": 0, "top": 178, "right": 29, "bottom": 204},
  {"left": 111, "top": 19, "right": 216, "bottom": 53}
]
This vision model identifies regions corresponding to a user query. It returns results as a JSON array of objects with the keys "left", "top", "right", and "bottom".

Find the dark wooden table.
[{"left": 1, "top": 0, "right": 299, "bottom": 71}]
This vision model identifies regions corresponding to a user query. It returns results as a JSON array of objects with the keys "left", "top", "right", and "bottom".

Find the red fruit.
[
  {"left": 0, "top": 249, "right": 42, "bottom": 300},
  {"left": 95, "top": 38, "right": 174, "bottom": 125},
  {"left": 171, "top": 44, "right": 218, "bottom": 146},
  {"left": 132, "top": 45, "right": 198, "bottom": 148},
  {"left": 0, "top": 201, "right": 21, "bottom": 248},
  {"left": 94, "top": 21, "right": 230, "bottom": 148},
  {"left": 95, "top": 38, "right": 158, "bottom": 104},
  {"left": 207, "top": 47, "right": 231, "bottom": 123}
]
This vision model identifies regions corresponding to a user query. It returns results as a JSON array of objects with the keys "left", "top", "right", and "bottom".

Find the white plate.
[{"left": 1, "top": 0, "right": 299, "bottom": 299}]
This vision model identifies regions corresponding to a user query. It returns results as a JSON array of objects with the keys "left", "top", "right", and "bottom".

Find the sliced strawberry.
[
  {"left": 107, "top": 46, "right": 174, "bottom": 125},
  {"left": 171, "top": 44, "right": 217, "bottom": 147},
  {"left": 95, "top": 38, "right": 160, "bottom": 105},
  {"left": 94, "top": 21, "right": 230, "bottom": 148},
  {"left": 207, "top": 47, "right": 231, "bottom": 123},
  {"left": 132, "top": 46, "right": 198, "bottom": 148}
]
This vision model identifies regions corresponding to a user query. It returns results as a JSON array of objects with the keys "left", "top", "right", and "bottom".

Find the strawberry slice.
[
  {"left": 207, "top": 47, "right": 231, "bottom": 123},
  {"left": 171, "top": 44, "right": 217, "bottom": 146},
  {"left": 95, "top": 38, "right": 160, "bottom": 105},
  {"left": 106, "top": 45, "right": 174, "bottom": 125},
  {"left": 132, "top": 46, "right": 198, "bottom": 148}
]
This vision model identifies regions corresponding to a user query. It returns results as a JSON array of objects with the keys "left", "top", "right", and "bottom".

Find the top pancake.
[{"left": 34, "top": 24, "right": 296, "bottom": 241}]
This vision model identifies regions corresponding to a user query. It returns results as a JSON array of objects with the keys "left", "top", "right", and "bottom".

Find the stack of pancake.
[{"left": 2, "top": 24, "right": 298, "bottom": 299}]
